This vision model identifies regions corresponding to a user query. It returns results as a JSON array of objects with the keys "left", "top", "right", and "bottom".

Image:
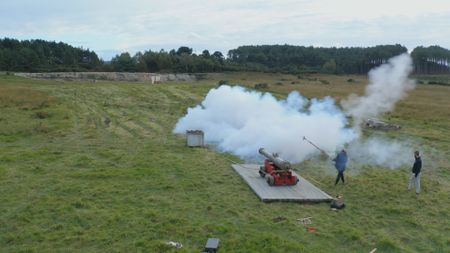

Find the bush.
[
  {"left": 35, "top": 111, "right": 50, "bottom": 119},
  {"left": 217, "top": 80, "right": 228, "bottom": 86},
  {"left": 428, "top": 81, "right": 448, "bottom": 85},
  {"left": 254, "top": 83, "right": 268, "bottom": 89},
  {"left": 195, "top": 73, "right": 208, "bottom": 80}
]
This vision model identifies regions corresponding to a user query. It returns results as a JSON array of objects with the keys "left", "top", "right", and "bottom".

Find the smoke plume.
[
  {"left": 347, "top": 138, "right": 413, "bottom": 169},
  {"left": 173, "top": 54, "right": 417, "bottom": 168},
  {"left": 173, "top": 85, "right": 356, "bottom": 162},
  {"left": 342, "top": 53, "right": 416, "bottom": 129}
]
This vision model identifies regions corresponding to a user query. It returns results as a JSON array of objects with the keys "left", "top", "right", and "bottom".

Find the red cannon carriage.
[{"left": 258, "top": 148, "right": 299, "bottom": 186}]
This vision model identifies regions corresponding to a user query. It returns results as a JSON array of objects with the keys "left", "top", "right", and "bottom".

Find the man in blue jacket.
[
  {"left": 408, "top": 151, "right": 422, "bottom": 194},
  {"left": 333, "top": 149, "right": 348, "bottom": 185}
]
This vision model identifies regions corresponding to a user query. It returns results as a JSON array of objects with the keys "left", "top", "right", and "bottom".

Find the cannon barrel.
[{"left": 259, "top": 148, "right": 292, "bottom": 170}]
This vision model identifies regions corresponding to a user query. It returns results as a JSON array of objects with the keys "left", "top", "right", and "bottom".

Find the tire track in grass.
[
  {"left": 165, "top": 85, "right": 203, "bottom": 102},
  {"left": 64, "top": 85, "right": 142, "bottom": 166},
  {"left": 111, "top": 85, "right": 169, "bottom": 138},
  {"left": 78, "top": 85, "right": 141, "bottom": 139},
  {"left": 127, "top": 85, "right": 178, "bottom": 132},
  {"left": 132, "top": 119, "right": 162, "bottom": 137}
]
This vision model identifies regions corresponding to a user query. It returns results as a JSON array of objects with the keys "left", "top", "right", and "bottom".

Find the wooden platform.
[{"left": 231, "top": 164, "right": 333, "bottom": 203}]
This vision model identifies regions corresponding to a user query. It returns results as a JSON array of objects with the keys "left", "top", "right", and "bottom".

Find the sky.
[{"left": 1, "top": 0, "right": 449, "bottom": 60}]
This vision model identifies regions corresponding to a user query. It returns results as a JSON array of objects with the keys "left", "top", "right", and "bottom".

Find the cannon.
[{"left": 258, "top": 148, "right": 299, "bottom": 186}]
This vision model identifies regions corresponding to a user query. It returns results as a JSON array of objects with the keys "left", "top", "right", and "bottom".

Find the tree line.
[
  {"left": 411, "top": 46, "right": 450, "bottom": 74},
  {"left": 0, "top": 38, "right": 101, "bottom": 72},
  {"left": 228, "top": 44, "right": 410, "bottom": 74},
  {"left": 1, "top": 37, "right": 449, "bottom": 74},
  {"left": 109, "top": 46, "right": 228, "bottom": 73}
]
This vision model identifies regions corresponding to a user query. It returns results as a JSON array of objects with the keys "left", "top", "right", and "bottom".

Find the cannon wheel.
[
  {"left": 259, "top": 166, "right": 266, "bottom": 177},
  {"left": 266, "top": 175, "right": 274, "bottom": 186}
]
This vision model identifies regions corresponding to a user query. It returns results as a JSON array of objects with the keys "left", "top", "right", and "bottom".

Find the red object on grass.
[
  {"left": 307, "top": 227, "right": 317, "bottom": 233},
  {"left": 260, "top": 159, "right": 299, "bottom": 186}
]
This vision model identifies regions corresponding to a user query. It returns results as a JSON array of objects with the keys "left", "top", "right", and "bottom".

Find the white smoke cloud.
[
  {"left": 341, "top": 53, "right": 416, "bottom": 168},
  {"left": 342, "top": 53, "right": 416, "bottom": 128},
  {"left": 173, "top": 54, "right": 417, "bottom": 169},
  {"left": 173, "top": 86, "right": 356, "bottom": 163},
  {"left": 347, "top": 138, "right": 413, "bottom": 169}
]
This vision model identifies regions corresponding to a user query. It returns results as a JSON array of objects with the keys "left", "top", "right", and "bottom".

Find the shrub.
[
  {"left": 254, "top": 83, "right": 268, "bottom": 89},
  {"left": 428, "top": 81, "right": 448, "bottom": 85},
  {"left": 35, "top": 111, "right": 50, "bottom": 119},
  {"left": 217, "top": 80, "right": 228, "bottom": 86}
]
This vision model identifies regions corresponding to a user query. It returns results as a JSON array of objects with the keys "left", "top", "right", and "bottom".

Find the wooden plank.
[{"left": 231, "top": 164, "right": 332, "bottom": 202}]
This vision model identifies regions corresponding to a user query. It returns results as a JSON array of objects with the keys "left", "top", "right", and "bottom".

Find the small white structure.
[
  {"left": 186, "top": 130, "right": 204, "bottom": 147},
  {"left": 151, "top": 75, "right": 161, "bottom": 84}
]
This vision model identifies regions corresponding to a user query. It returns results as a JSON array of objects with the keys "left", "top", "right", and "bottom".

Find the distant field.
[{"left": 0, "top": 73, "right": 449, "bottom": 252}]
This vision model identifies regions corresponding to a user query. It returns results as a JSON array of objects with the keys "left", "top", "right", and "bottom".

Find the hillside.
[{"left": 0, "top": 73, "right": 449, "bottom": 252}]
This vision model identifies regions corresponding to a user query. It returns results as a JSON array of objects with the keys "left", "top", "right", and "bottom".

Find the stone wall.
[{"left": 14, "top": 72, "right": 196, "bottom": 83}]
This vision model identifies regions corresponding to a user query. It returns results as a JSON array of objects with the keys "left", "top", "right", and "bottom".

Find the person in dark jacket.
[
  {"left": 333, "top": 149, "right": 348, "bottom": 185},
  {"left": 408, "top": 151, "right": 422, "bottom": 194}
]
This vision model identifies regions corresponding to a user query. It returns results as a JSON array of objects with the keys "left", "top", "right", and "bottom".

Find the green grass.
[{"left": 0, "top": 73, "right": 449, "bottom": 252}]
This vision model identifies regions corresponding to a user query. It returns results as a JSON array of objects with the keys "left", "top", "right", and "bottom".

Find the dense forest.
[
  {"left": 1, "top": 38, "right": 449, "bottom": 74},
  {"left": 228, "top": 44, "right": 409, "bottom": 74},
  {"left": 411, "top": 46, "right": 450, "bottom": 74},
  {"left": 0, "top": 38, "right": 101, "bottom": 72},
  {"left": 109, "top": 47, "right": 228, "bottom": 73}
]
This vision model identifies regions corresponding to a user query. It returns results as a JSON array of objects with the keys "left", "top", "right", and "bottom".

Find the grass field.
[{"left": 0, "top": 72, "right": 449, "bottom": 252}]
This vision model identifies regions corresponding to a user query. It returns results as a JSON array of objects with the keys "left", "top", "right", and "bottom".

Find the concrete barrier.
[{"left": 14, "top": 72, "right": 197, "bottom": 83}]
